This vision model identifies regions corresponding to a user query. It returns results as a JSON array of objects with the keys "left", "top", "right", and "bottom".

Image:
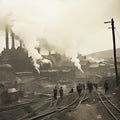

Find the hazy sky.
[{"left": 0, "top": 0, "right": 120, "bottom": 55}]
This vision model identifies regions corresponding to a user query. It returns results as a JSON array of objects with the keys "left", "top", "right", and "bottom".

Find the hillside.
[{"left": 87, "top": 48, "right": 120, "bottom": 60}]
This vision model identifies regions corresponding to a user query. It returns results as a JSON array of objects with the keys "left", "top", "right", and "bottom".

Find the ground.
[
  {"left": 67, "top": 92, "right": 111, "bottom": 120},
  {"left": 1, "top": 75, "right": 120, "bottom": 120},
  {"left": 22, "top": 77, "right": 120, "bottom": 120},
  {"left": 46, "top": 88, "right": 120, "bottom": 120}
]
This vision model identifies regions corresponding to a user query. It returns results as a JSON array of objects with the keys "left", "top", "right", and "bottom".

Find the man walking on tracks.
[
  {"left": 87, "top": 81, "right": 93, "bottom": 93},
  {"left": 104, "top": 81, "right": 109, "bottom": 94},
  {"left": 76, "top": 83, "right": 82, "bottom": 96},
  {"left": 53, "top": 86, "right": 58, "bottom": 99},
  {"left": 59, "top": 87, "right": 63, "bottom": 98}
]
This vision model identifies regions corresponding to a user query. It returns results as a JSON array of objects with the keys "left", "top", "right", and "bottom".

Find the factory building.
[{"left": 0, "top": 26, "right": 34, "bottom": 72}]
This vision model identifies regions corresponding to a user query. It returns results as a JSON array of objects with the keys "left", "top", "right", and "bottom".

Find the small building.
[
  {"left": 7, "top": 88, "right": 18, "bottom": 102},
  {"left": 0, "top": 64, "right": 22, "bottom": 103}
]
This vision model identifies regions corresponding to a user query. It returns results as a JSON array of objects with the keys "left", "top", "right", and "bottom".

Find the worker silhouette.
[
  {"left": 53, "top": 86, "right": 58, "bottom": 99},
  {"left": 76, "top": 83, "right": 82, "bottom": 96},
  {"left": 87, "top": 81, "right": 93, "bottom": 93},
  {"left": 104, "top": 81, "right": 109, "bottom": 94},
  {"left": 59, "top": 87, "right": 63, "bottom": 98}
]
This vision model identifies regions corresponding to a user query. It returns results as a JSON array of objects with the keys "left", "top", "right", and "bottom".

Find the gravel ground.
[
  {"left": 45, "top": 89, "right": 120, "bottom": 120},
  {"left": 0, "top": 96, "right": 51, "bottom": 120},
  {"left": 0, "top": 78, "right": 119, "bottom": 120}
]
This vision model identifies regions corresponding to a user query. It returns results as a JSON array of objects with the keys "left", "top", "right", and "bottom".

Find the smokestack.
[
  {"left": 37, "top": 48, "right": 40, "bottom": 54},
  {"left": 10, "top": 30, "right": 15, "bottom": 49},
  {"left": 5, "top": 25, "right": 9, "bottom": 49},
  {"left": 20, "top": 41, "right": 23, "bottom": 48},
  {"left": 37, "top": 41, "right": 40, "bottom": 53},
  {"left": 49, "top": 50, "right": 51, "bottom": 55}
]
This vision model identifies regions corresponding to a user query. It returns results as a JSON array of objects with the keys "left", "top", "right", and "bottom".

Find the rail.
[
  {"left": 97, "top": 91, "right": 120, "bottom": 120},
  {"left": 30, "top": 90, "right": 88, "bottom": 120}
]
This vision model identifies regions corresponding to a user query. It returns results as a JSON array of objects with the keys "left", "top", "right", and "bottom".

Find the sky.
[{"left": 0, "top": 0, "right": 120, "bottom": 56}]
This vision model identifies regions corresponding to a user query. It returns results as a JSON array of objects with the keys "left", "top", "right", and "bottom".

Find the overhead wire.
[
  {"left": 114, "top": 25, "right": 120, "bottom": 49},
  {"left": 115, "top": 27, "right": 120, "bottom": 41}
]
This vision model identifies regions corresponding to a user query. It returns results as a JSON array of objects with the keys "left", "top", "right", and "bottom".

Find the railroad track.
[
  {"left": 0, "top": 101, "right": 35, "bottom": 113},
  {"left": 0, "top": 97, "right": 52, "bottom": 120},
  {"left": 0, "top": 99, "right": 45, "bottom": 113},
  {"left": 97, "top": 91, "right": 120, "bottom": 120},
  {"left": 0, "top": 100, "right": 41, "bottom": 120},
  {"left": 29, "top": 91, "right": 88, "bottom": 120},
  {"left": 16, "top": 97, "right": 52, "bottom": 120}
]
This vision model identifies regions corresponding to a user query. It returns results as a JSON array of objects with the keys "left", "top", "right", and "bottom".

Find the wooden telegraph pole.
[{"left": 104, "top": 18, "right": 119, "bottom": 86}]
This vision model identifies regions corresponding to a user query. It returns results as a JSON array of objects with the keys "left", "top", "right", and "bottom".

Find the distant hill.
[{"left": 87, "top": 48, "right": 120, "bottom": 60}]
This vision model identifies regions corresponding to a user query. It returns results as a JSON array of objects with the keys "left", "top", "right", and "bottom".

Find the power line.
[{"left": 115, "top": 27, "right": 120, "bottom": 41}]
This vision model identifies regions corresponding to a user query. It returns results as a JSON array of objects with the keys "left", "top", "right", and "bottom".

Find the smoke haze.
[{"left": 0, "top": 0, "right": 120, "bottom": 71}]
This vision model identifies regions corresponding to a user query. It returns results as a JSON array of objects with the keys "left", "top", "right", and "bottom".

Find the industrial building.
[{"left": 0, "top": 26, "right": 34, "bottom": 72}]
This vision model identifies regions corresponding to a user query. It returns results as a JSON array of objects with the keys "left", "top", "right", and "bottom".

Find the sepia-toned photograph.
[{"left": 0, "top": 0, "right": 120, "bottom": 120}]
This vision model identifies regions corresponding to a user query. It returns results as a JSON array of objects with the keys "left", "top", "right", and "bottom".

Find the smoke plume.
[
  {"left": 0, "top": 0, "right": 85, "bottom": 72},
  {"left": 86, "top": 56, "right": 105, "bottom": 63},
  {"left": 0, "top": 0, "right": 119, "bottom": 72}
]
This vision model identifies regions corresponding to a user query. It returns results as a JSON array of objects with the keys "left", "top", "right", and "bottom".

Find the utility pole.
[{"left": 104, "top": 18, "right": 119, "bottom": 86}]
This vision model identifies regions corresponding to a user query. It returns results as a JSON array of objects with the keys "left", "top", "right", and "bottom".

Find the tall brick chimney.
[
  {"left": 10, "top": 30, "right": 15, "bottom": 49},
  {"left": 5, "top": 25, "right": 9, "bottom": 49},
  {"left": 20, "top": 41, "right": 23, "bottom": 48}
]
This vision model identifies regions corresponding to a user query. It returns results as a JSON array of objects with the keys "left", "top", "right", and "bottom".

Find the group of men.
[
  {"left": 53, "top": 81, "right": 109, "bottom": 99},
  {"left": 87, "top": 81, "right": 94, "bottom": 93},
  {"left": 76, "top": 81, "right": 94, "bottom": 96},
  {"left": 53, "top": 86, "right": 63, "bottom": 99},
  {"left": 76, "top": 81, "right": 109, "bottom": 95},
  {"left": 76, "top": 83, "right": 85, "bottom": 96}
]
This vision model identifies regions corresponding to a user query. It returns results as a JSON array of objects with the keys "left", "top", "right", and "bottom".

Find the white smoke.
[
  {"left": 41, "top": 59, "right": 52, "bottom": 68},
  {"left": 65, "top": 50, "right": 84, "bottom": 72},
  {"left": 42, "top": 59, "right": 52, "bottom": 64},
  {"left": 33, "top": 59, "right": 41, "bottom": 74},
  {"left": 0, "top": 0, "right": 92, "bottom": 72},
  {"left": 11, "top": 23, "right": 43, "bottom": 73},
  {"left": 87, "top": 56, "right": 105, "bottom": 63},
  {"left": 71, "top": 56, "right": 84, "bottom": 73}
]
